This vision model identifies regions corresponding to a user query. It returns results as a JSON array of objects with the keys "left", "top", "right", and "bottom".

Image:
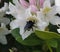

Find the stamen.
[
  {"left": 27, "top": 17, "right": 37, "bottom": 23},
  {"left": 43, "top": 7, "right": 51, "bottom": 14}
]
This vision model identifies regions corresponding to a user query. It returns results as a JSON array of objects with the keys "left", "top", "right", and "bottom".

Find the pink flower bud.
[
  {"left": 39, "top": 0, "right": 44, "bottom": 8},
  {"left": 30, "top": 5, "right": 38, "bottom": 13},
  {"left": 29, "top": 0, "right": 36, "bottom": 5},
  {"left": 19, "top": 0, "right": 29, "bottom": 8}
]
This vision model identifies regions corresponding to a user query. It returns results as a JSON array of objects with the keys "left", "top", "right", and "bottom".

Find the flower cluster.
[
  {"left": 0, "top": 0, "right": 10, "bottom": 44},
  {"left": 6, "top": 0, "right": 60, "bottom": 40},
  {"left": 0, "top": 0, "right": 60, "bottom": 44}
]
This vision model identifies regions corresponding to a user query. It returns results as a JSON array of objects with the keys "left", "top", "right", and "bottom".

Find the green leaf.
[
  {"left": 46, "top": 39, "right": 58, "bottom": 48},
  {"left": 32, "top": 50, "right": 41, "bottom": 52},
  {"left": 9, "top": 0, "right": 12, "bottom": 2},
  {"left": 56, "top": 39, "right": 60, "bottom": 52},
  {"left": 11, "top": 28, "right": 44, "bottom": 46},
  {"left": 35, "top": 30, "right": 60, "bottom": 40}
]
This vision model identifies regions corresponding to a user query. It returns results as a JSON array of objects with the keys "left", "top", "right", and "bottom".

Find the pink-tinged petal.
[
  {"left": 39, "top": 0, "right": 44, "bottom": 8},
  {"left": 19, "top": 0, "right": 29, "bottom": 8},
  {"left": 29, "top": 0, "right": 36, "bottom": 5},
  {"left": 30, "top": 5, "right": 38, "bottom": 13}
]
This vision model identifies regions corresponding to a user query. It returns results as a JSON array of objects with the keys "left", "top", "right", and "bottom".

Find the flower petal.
[
  {"left": 37, "top": 12, "right": 49, "bottom": 31},
  {"left": 56, "top": 6, "right": 60, "bottom": 14},
  {"left": 13, "top": 0, "right": 20, "bottom": 6},
  {"left": 20, "top": 26, "right": 33, "bottom": 40},
  {"left": 13, "top": 0, "right": 25, "bottom": 10},
  {"left": 48, "top": 6, "right": 57, "bottom": 17},
  {"left": 0, "top": 18, "right": 10, "bottom": 25},
  {"left": 0, "top": 3, "right": 8, "bottom": 18},
  {"left": 57, "top": 29, "right": 60, "bottom": 33},
  {"left": 0, "top": 36, "right": 7, "bottom": 44},
  {"left": 37, "top": 11, "right": 45, "bottom": 21},
  {"left": 8, "top": 2, "right": 18, "bottom": 18},
  {"left": 55, "top": 0, "right": 60, "bottom": 6},
  {"left": 37, "top": 20, "right": 48, "bottom": 31},
  {"left": 50, "top": 16, "right": 60, "bottom": 25},
  {"left": 0, "top": 2, "right": 8, "bottom": 12},
  {"left": 25, "top": 8, "right": 32, "bottom": 18},
  {"left": 30, "top": 5, "right": 38, "bottom": 13},
  {"left": 0, "top": 23, "right": 9, "bottom": 35},
  {"left": 29, "top": 0, "right": 36, "bottom": 5},
  {"left": 10, "top": 19, "right": 20, "bottom": 29},
  {"left": 43, "top": 0, "right": 51, "bottom": 8},
  {"left": 19, "top": 0, "right": 29, "bottom": 8},
  {"left": 8, "top": 2, "right": 26, "bottom": 19},
  {"left": 39, "top": 0, "right": 44, "bottom": 8}
]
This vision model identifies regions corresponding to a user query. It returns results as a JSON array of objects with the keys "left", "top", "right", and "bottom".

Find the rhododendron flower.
[
  {"left": 37, "top": 0, "right": 59, "bottom": 26},
  {"left": 8, "top": 0, "right": 48, "bottom": 40},
  {"left": 10, "top": 9, "right": 48, "bottom": 39}
]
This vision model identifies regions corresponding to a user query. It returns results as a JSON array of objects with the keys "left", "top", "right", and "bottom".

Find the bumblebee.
[{"left": 24, "top": 21, "right": 35, "bottom": 31}]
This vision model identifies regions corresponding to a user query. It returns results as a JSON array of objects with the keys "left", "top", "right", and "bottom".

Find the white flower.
[
  {"left": 39, "top": 0, "right": 60, "bottom": 33},
  {"left": 0, "top": 2, "right": 10, "bottom": 25},
  {"left": 0, "top": 2, "right": 10, "bottom": 44},
  {"left": 38, "top": 0, "right": 58, "bottom": 26},
  {"left": 0, "top": 23, "right": 10, "bottom": 44},
  {"left": 10, "top": 9, "right": 48, "bottom": 40},
  {"left": 8, "top": 0, "right": 48, "bottom": 40}
]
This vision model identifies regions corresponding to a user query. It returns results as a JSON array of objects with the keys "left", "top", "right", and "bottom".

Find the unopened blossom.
[
  {"left": 8, "top": 0, "right": 48, "bottom": 40},
  {"left": 19, "top": 0, "right": 44, "bottom": 13},
  {"left": 0, "top": 23, "right": 10, "bottom": 44}
]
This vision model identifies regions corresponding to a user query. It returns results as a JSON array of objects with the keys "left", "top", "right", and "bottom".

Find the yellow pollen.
[
  {"left": 43, "top": 7, "right": 51, "bottom": 14},
  {"left": 27, "top": 17, "right": 37, "bottom": 23}
]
